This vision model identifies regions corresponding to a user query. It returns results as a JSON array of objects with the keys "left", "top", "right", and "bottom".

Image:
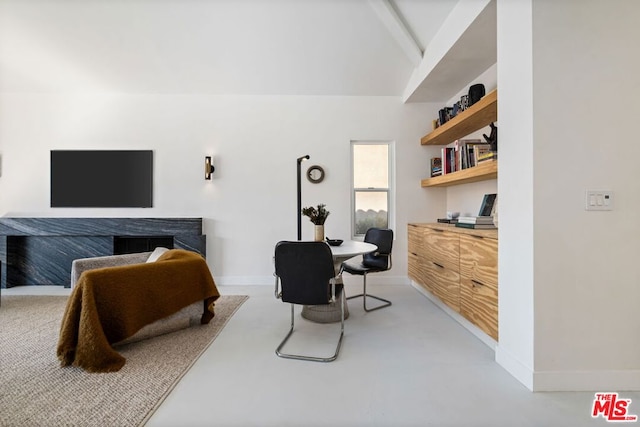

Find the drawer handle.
[
  {"left": 433, "top": 262, "right": 444, "bottom": 269},
  {"left": 471, "top": 279, "right": 484, "bottom": 287},
  {"left": 432, "top": 229, "right": 444, "bottom": 233}
]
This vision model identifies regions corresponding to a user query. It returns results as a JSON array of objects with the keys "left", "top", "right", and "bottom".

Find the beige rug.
[{"left": 0, "top": 294, "right": 248, "bottom": 427}]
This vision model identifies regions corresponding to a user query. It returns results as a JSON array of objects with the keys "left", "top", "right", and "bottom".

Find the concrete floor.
[{"left": 5, "top": 284, "right": 637, "bottom": 427}]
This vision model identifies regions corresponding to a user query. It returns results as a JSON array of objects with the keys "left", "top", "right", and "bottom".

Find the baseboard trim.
[
  {"left": 532, "top": 370, "right": 640, "bottom": 392},
  {"left": 494, "top": 345, "right": 534, "bottom": 391}
]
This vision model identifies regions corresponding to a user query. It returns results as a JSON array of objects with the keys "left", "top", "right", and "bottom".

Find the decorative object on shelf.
[
  {"left": 325, "top": 238, "right": 343, "bottom": 247},
  {"left": 204, "top": 156, "right": 215, "bottom": 180},
  {"left": 483, "top": 122, "right": 498, "bottom": 153},
  {"left": 468, "top": 83, "right": 486, "bottom": 106},
  {"left": 296, "top": 155, "right": 310, "bottom": 240},
  {"left": 430, "top": 157, "right": 442, "bottom": 177},
  {"left": 302, "top": 204, "right": 330, "bottom": 241},
  {"left": 478, "top": 193, "right": 497, "bottom": 217},
  {"left": 306, "top": 165, "right": 325, "bottom": 183}
]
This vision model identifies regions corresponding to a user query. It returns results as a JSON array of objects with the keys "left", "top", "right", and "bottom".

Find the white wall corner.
[{"left": 495, "top": 345, "right": 534, "bottom": 391}]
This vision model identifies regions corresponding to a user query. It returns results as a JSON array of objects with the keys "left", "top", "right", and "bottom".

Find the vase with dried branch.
[{"left": 302, "top": 204, "right": 330, "bottom": 241}]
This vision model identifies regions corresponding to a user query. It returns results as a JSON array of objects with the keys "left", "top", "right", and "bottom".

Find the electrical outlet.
[{"left": 585, "top": 190, "right": 613, "bottom": 211}]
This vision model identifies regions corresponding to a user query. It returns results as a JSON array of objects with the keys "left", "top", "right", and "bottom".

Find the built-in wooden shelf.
[
  {"left": 421, "top": 160, "right": 497, "bottom": 188},
  {"left": 421, "top": 89, "right": 497, "bottom": 146}
]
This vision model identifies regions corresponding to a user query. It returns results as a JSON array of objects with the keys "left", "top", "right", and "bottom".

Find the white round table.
[{"left": 301, "top": 240, "right": 377, "bottom": 323}]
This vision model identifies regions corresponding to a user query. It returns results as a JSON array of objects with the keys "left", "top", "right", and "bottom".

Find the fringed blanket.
[{"left": 57, "top": 249, "right": 220, "bottom": 372}]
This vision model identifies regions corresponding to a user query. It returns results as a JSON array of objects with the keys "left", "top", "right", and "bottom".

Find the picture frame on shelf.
[{"left": 430, "top": 157, "right": 442, "bottom": 177}]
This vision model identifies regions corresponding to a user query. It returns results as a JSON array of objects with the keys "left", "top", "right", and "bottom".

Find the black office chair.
[
  {"left": 273, "top": 241, "right": 344, "bottom": 362},
  {"left": 342, "top": 228, "right": 394, "bottom": 312}
]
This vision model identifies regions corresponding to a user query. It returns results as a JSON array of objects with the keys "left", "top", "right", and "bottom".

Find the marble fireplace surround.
[{"left": 0, "top": 218, "right": 206, "bottom": 288}]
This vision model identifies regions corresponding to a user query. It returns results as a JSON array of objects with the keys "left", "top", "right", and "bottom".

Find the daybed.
[{"left": 57, "top": 248, "right": 219, "bottom": 372}]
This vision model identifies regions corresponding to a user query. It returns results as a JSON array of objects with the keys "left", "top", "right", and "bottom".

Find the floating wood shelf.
[
  {"left": 421, "top": 89, "right": 497, "bottom": 146},
  {"left": 421, "top": 160, "right": 497, "bottom": 188}
]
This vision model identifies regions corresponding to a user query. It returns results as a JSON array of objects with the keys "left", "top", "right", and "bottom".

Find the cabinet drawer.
[
  {"left": 459, "top": 235, "right": 497, "bottom": 287},
  {"left": 424, "top": 228, "right": 459, "bottom": 272},
  {"left": 408, "top": 224, "right": 424, "bottom": 255},
  {"left": 424, "top": 261, "right": 460, "bottom": 312},
  {"left": 408, "top": 251, "right": 426, "bottom": 286},
  {"left": 460, "top": 277, "right": 498, "bottom": 341}
]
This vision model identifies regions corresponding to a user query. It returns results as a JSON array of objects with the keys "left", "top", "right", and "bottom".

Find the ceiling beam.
[{"left": 368, "top": 0, "right": 423, "bottom": 66}]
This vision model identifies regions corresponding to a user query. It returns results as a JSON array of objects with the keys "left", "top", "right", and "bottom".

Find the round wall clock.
[{"left": 306, "top": 165, "right": 325, "bottom": 183}]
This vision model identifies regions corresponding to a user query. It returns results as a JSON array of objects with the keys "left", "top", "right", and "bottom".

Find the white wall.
[
  {"left": 0, "top": 93, "right": 440, "bottom": 285},
  {"left": 531, "top": 0, "right": 640, "bottom": 391},
  {"left": 495, "top": 0, "right": 535, "bottom": 390},
  {"left": 496, "top": 0, "right": 640, "bottom": 391}
]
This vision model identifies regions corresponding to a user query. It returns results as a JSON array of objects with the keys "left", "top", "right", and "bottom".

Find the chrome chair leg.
[
  {"left": 346, "top": 273, "right": 392, "bottom": 312},
  {"left": 275, "top": 302, "right": 344, "bottom": 363}
]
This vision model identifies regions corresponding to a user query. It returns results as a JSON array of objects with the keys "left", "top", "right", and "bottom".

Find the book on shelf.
[
  {"left": 441, "top": 147, "right": 455, "bottom": 174},
  {"left": 455, "top": 222, "right": 496, "bottom": 229},
  {"left": 473, "top": 145, "right": 493, "bottom": 165},
  {"left": 437, "top": 218, "right": 458, "bottom": 224},
  {"left": 478, "top": 193, "right": 497, "bottom": 217},
  {"left": 457, "top": 216, "right": 495, "bottom": 224},
  {"left": 477, "top": 151, "right": 497, "bottom": 164},
  {"left": 439, "top": 140, "right": 494, "bottom": 175}
]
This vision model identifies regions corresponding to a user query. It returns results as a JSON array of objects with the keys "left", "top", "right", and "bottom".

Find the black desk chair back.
[
  {"left": 274, "top": 241, "right": 344, "bottom": 362},
  {"left": 342, "top": 228, "right": 394, "bottom": 312}
]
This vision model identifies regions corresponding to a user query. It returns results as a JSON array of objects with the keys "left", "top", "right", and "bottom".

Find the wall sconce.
[{"left": 205, "top": 156, "right": 215, "bottom": 180}]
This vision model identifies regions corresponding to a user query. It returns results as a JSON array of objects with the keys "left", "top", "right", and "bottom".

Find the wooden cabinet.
[
  {"left": 459, "top": 234, "right": 498, "bottom": 341},
  {"left": 408, "top": 223, "right": 498, "bottom": 340},
  {"left": 407, "top": 224, "right": 425, "bottom": 285},
  {"left": 420, "top": 89, "right": 497, "bottom": 188},
  {"left": 423, "top": 228, "right": 460, "bottom": 311}
]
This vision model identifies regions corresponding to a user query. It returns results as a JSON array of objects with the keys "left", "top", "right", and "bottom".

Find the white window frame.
[{"left": 350, "top": 140, "right": 395, "bottom": 240}]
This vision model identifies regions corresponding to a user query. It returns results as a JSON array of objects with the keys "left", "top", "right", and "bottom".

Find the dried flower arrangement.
[{"left": 301, "top": 204, "right": 330, "bottom": 225}]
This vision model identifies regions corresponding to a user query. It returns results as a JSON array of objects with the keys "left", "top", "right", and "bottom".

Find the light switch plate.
[{"left": 585, "top": 190, "right": 613, "bottom": 211}]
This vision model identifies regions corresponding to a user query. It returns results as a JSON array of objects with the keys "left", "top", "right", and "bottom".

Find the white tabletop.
[{"left": 329, "top": 240, "right": 377, "bottom": 259}]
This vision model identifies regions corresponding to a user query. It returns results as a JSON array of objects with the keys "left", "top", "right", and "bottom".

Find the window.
[{"left": 351, "top": 141, "right": 394, "bottom": 238}]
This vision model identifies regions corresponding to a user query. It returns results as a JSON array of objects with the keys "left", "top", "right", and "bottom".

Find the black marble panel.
[
  {"left": 174, "top": 235, "right": 207, "bottom": 256},
  {"left": 0, "top": 218, "right": 205, "bottom": 288},
  {"left": 0, "top": 217, "right": 202, "bottom": 236},
  {"left": 7, "top": 236, "right": 112, "bottom": 286}
]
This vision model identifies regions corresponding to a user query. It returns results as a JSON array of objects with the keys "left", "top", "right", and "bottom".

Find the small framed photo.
[{"left": 430, "top": 157, "right": 442, "bottom": 177}]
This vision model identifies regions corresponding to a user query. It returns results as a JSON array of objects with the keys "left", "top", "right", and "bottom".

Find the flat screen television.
[{"left": 51, "top": 150, "right": 153, "bottom": 208}]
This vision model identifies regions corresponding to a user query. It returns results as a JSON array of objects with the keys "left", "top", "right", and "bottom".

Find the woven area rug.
[{"left": 0, "top": 294, "right": 248, "bottom": 427}]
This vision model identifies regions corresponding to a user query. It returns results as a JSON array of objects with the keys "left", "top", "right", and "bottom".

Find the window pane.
[
  {"left": 354, "top": 191, "right": 388, "bottom": 235},
  {"left": 353, "top": 144, "right": 388, "bottom": 188}
]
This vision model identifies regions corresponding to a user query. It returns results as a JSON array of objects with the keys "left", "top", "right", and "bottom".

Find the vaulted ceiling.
[{"left": 0, "top": 0, "right": 495, "bottom": 102}]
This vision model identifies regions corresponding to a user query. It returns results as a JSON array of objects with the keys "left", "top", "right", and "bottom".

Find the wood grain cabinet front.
[
  {"left": 407, "top": 224, "right": 426, "bottom": 286},
  {"left": 459, "top": 234, "right": 498, "bottom": 340},
  {"left": 423, "top": 228, "right": 460, "bottom": 311},
  {"left": 408, "top": 223, "right": 499, "bottom": 341}
]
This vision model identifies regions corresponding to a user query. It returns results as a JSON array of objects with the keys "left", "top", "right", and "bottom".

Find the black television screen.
[{"left": 51, "top": 150, "right": 153, "bottom": 208}]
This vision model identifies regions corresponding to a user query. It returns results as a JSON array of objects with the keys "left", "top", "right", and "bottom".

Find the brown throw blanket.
[{"left": 57, "top": 249, "right": 220, "bottom": 372}]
